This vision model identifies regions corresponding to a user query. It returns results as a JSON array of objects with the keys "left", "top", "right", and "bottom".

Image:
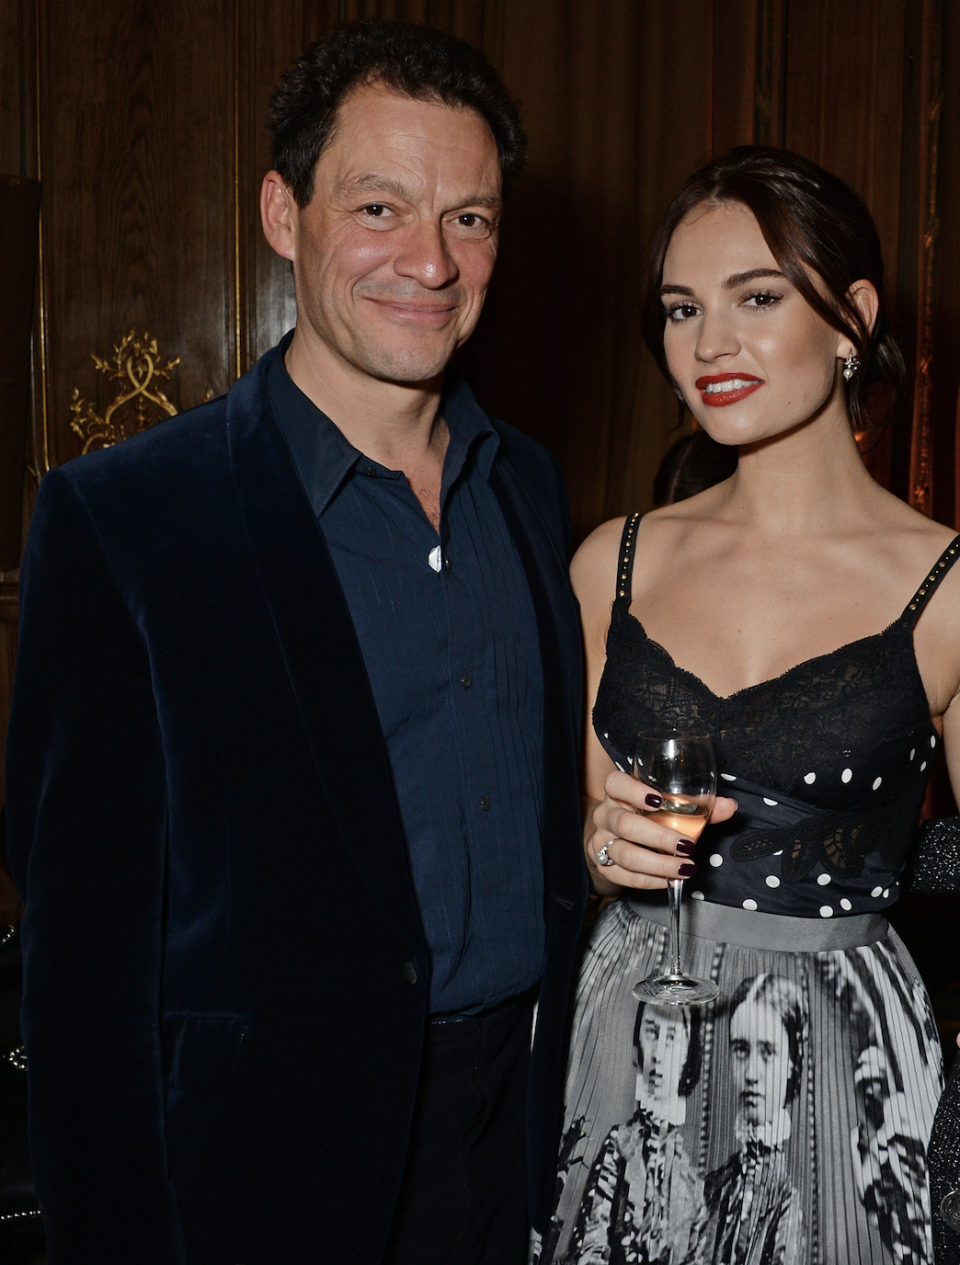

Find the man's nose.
[{"left": 394, "top": 219, "right": 459, "bottom": 289}]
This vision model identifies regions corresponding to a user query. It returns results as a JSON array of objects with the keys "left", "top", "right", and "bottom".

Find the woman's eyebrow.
[
  {"left": 660, "top": 268, "right": 789, "bottom": 299},
  {"left": 723, "top": 268, "right": 788, "bottom": 289}
]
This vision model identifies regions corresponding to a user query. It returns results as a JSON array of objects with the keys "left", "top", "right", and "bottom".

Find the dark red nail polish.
[
  {"left": 645, "top": 793, "right": 662, "bottom": 808},
  {"left": 676, "top": 839, "right": 695, "bottom": 856},
  {"left": 678, "top": 862, "right": 697, "bottom": 878}
]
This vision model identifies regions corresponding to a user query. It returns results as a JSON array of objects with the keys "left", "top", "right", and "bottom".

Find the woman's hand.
[{"left": 584, "top": 769, "right": 738, "bottom": 896}]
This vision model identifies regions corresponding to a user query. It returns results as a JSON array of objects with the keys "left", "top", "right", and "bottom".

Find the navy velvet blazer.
[{"left": 5, "top": 347, "right": 587, "bottom": 1264}]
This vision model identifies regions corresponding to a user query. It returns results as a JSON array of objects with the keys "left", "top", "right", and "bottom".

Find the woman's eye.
[
  {"left": 744, "top": 291, "right": 780, "bottom": 309},
  {"left": 665, "top": 303, "right": 699, "bottom": 322}
]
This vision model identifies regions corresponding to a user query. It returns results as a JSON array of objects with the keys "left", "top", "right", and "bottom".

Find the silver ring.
[{"left": 596, "top": 841, "right": 615, "bottom": 867}]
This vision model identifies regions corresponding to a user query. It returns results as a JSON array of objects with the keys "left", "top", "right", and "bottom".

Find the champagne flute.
[{"left": 632, "top": 731, "right": 719, "bottom": 1005}]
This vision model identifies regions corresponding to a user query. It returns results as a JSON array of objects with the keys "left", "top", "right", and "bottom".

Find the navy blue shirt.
[{"left": 266, "top": 344, "right": 545, "bottom": 1015}]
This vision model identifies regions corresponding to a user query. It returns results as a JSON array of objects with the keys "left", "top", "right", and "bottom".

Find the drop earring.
[{"left": 842, "top": 351, "right": 860, "bottom": 381}]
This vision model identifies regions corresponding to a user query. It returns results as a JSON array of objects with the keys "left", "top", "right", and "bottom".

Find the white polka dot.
[
  {"left": 872, "top": 776, "right": 882, "bottom": 791},
  {"left": 819, "top": 905, "right": 834, "bottom": 918},
  {"left": 921, "top": 761, "right": 927, "bottom": 772},
  {"left": 841, "top": 768, "right": 853, "bottom": 783},
  {"left": 910, "top": 748, "right": 916, "bottom": 760},
  {"left": 773, "top": 850, "right": 783, "bottom": 857},
  {"left": 763, "top": 797, "right": 779, "bottom": 806},
  {"left": 627, "top": 756, "right": 633, "bottom": 765},
  {"left": 765, "top": 875, "right": 781, "bottom": 888},
  {"left": 615, "top": 762, "right": 624, "bottom": 772},
  {"left": 931, "top": 735, "right": 937, "bottom": 748},
  {"left": 840, "top": 899, "right": 852, "bottom": 911},
  {"left": 603, "top": 732, "right": 609, "bottom": 739},
  {"left": 817, "top": 873, "right": 831, "bottom": 886},
  {"left": 742, "top": 899, "right": 758, "bottom": 911},
  {"left": 721, "top": 773, "right": 737, "bottom": 782},
  {"left": 709, "top": 854, "right": 724, "bottom": 867},
  {"left": 871, "top": 886, "right": 883, "bottom": 898},
  {"left": 691, "top": 889, "right": 705, "bottom": 900},
  {"left": 804, "top": 772, "right": 816, "bottom": 784},
  {"left": 883, "top": 889, "right": 889, "bottom": 899}
]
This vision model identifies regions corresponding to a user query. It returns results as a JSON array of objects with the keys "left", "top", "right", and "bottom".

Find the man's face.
[{"left": 276, "top": 82, "right": 503, "bottom": 387}]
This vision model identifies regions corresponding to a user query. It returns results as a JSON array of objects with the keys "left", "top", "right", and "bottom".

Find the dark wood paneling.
[
  {"left": 242, "top": 0, "right": 339, "bottom": 367},
  {"left": 37, "top": 0, "right": 239, "bottom": 468}
]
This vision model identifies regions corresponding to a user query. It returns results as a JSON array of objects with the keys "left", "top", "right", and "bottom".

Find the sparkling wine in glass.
[{"left": 632, "top": 731, "right": 719, "bottom": 1006}]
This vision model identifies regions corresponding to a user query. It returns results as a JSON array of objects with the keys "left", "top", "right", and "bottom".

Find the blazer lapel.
[{"left": 226, "top": 355, "right": 424, "bottom": 949}]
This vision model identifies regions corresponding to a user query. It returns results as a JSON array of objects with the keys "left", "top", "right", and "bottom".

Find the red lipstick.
[{"left": 695, "top": 372, "right": 763, "bottom": 407}]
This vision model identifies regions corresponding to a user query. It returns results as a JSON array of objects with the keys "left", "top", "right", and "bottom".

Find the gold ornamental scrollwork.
[{"left": 69, "top": 331, "right": 180, "bottom": 454}]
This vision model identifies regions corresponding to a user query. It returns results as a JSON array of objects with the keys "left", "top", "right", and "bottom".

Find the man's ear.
[{"left": 261, "top": 171, "right": 298, "bottom": 262}]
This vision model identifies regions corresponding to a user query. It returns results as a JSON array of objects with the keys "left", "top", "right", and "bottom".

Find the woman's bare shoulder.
[{"left": 570, "top": 516, "right": 628, "bottom": 602}]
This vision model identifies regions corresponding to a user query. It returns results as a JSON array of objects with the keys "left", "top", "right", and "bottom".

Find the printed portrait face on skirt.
[{"left": 634, "top": 1005, "right": 701, "bottom": 1126}]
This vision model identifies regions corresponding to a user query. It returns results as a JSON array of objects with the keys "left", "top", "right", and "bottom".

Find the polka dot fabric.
[{"left": 593, "top": 516, "right": 960, "bottom": 920}]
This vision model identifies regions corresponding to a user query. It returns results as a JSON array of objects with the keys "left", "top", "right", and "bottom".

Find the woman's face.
[
  {"left": 637, "top": 1009, "right": 690, "bottom": 1115},
  {"left": 729, "top": 999, "right": 792, "bottom": 1127},
  {"left": 660, "top": 200, "right": 846, "bottom": 447}
]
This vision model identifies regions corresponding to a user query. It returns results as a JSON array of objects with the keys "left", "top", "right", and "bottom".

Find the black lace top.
[{"left": 594, "top": 513, "right": 960, "bottom": 918}]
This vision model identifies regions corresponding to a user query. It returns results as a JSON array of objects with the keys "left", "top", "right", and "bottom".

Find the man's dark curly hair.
[{"left": 268, "top": 20, "right": 527, "bottom": 207}]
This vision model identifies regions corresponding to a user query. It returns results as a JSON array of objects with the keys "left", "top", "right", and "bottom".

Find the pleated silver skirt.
[{"left": 536, "top": 896, "right": 942, "bottom": 1265}]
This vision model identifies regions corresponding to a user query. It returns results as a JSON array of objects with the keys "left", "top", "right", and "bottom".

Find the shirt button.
[
  {"left": 361, "top": 464, "right": 376, "bottom": 476},
  {"left": 460, "top": 673, "right": 472, "bottom": 689},
  {"left": 480, "top": 796, "right": 491, "bottom": 811},
  {"left": 402, "top": 961, "right": 418, "bottom": 985},
  {"left": 443, "top": 555, "right": 451, "bottom": 570}
]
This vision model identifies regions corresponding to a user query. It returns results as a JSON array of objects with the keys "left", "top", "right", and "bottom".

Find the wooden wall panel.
[
  {"left": 0, "top": 0, "right": 33, "bottom": 178},
  {"left": 36, "top": 0, "right": 238, "bottom": 469},
  {"left": 784, "top": 0, "right": 908, "bottom": 287},
  {"left": 458, "top": 0, "right": 721, "bottom": 540},
  {"left": 241, "top": 0, "right": 339, "bottom": 367}
]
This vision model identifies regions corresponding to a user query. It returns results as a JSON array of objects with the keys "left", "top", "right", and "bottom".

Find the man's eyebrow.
[
  {"left": 344, "top": 173, "right": 413, "bottom": 200},
  {"left": 342, "top": 172, "right": 502, "bottom": 212}
]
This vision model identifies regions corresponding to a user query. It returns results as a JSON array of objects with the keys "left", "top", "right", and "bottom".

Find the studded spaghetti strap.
[
  {"left": 615, "top": 513, "right": 642, "bottom": 605},
  {"left": 902, "top": 534, "right": 960, "bottom": 627}
]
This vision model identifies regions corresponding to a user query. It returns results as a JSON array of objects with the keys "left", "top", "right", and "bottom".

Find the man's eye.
[{"left": 362, "top": 204, "right": 389, "bottom": 217}]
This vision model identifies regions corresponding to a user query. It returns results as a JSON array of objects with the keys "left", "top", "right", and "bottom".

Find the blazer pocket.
[{"left": 162, "top": 1012, "right": 251, "bottom": 1093}]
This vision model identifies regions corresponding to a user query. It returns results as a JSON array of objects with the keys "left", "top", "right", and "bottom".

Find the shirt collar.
[{"left": 266, "top": 330, "right": 499, "bottom": 520}]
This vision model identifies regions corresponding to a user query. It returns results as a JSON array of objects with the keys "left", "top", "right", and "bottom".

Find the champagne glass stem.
[{"left": 668, "top": 878, "right": 684, "bottom": 978}]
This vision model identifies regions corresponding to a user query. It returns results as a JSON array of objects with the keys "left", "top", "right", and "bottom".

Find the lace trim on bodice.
[{"left": 593, "top": 514, "right": 960, "bottom": 916}]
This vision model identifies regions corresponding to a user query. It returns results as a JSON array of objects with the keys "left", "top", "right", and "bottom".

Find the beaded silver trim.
[
  {"left": 3, "top": 1046, "right": 27, "bottom": 1072},
  {"left": 906, "top": 538, "right": 960, "bottom": 613},
  {"left": 618, "top": 513, "right": 641, "bottom": 600}
]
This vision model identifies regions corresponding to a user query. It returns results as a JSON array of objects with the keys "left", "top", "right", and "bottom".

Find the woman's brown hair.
[{"left": 640, "top": 146, "right": 906, "bottom": 435}]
